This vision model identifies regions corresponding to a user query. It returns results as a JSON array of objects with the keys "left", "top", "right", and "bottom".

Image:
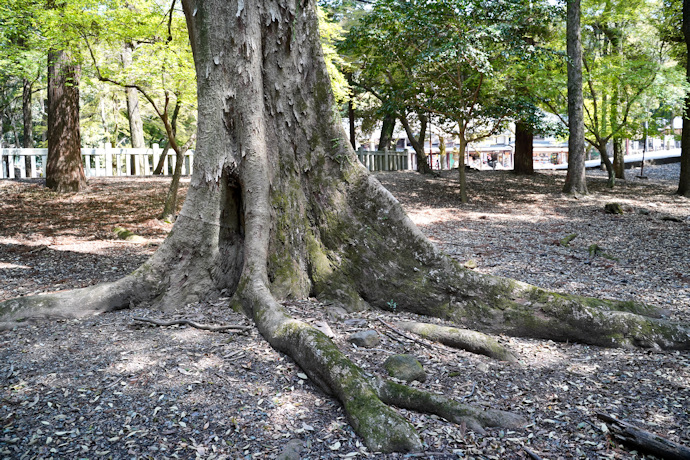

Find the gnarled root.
[
  {"left": 374, "top": 379, "right": 526, "bottom": 435},
  {"left": 394, "top": 321, "right": 518, "bottom": 362},
  {"left": 0, "top": 277, "right": 145, "bottom": 331},
  {"left": 240, "top": 280, "right": 525, "bottom": 452}
]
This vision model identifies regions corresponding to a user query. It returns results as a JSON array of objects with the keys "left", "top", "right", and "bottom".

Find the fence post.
[
  {"left": 152, "top": 144, "right": 160, "bottom": 175},
  {"left": 188, "top": 151, "right": 194, "bottom": 175},
  {"left": 95, "top": 148, "right": 103, "bottom": 176},
  {"left": 41, "top": 154, "right": 47, "bottom": 177},
  {"left": 105, "top": 144, "right": 113, "bottom": 176},
  {"left": 84, "top": 151, "right": 92, "bottom": 177},
  {"left": 30, "top": 152, "right": 37, "bottom": 178}
]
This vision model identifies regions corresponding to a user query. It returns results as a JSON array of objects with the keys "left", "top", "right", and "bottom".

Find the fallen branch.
[
  {"left": 596, "top": 412, "right": 690, "bottom": 460},
  {"left": 132, "top": 316, "right": 252, "bottom": 333},
  {"left": 524, "top": 446, "right": 543, "bottom": 460},
  {"left": 378, "top": 318, "right": 437, "bottom": 350}
]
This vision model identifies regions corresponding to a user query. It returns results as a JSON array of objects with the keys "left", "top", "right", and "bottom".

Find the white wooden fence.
[
  {"left": 0, "top": 145, "right": 194, "bottom": 179},
  {"left": 356, "top": 147, "right": 416, "bottom": 172}
]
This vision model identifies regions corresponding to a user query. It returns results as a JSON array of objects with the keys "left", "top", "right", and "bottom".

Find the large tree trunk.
[
  {"left": 2, "top": 0, "right": 689, "bottom": 453},
  {"left": 563, "top": 0, "right": 587, "bottom": 195},
  {"left": 678, "top": 0, "right": 690, "bottom": 196},
  {"left": 513, "top": 120, "right": 534, "bottom": 175},
  {"left": 46, "top": 49, "right": 86, "bottom": 192},
  {"left": 121, "top": 42, "right": 146, "bottom": 149}
]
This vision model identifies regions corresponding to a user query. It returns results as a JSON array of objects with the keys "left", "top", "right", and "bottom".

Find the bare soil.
[{"left": 1, "top": 167, "right": 688, "bottom": 460}]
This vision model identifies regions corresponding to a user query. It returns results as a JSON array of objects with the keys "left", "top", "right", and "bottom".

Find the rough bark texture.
[
  {"left": 596, "top": 141, "right": 615, "bottom": 188},
  {"left": 2, "top": 0, "right": 690, "bottom": 452},
  {"left": 513, "top": 120, "right": 534, "bottom": 176},
  {"left": 122, "top": 43, "right": 146, "bottom": 149},
  {"left": 613, "top": 137, "right": 625, "bottom": 180},
  {"left": 564, "top": 0, "right": 587, "bottom": 195},
  {"left": 46, "top": 50, "right": 86, "bottom": 192},
  {"left": 678, "top": 0, "right": 690, "bottom": 196},
  {"left": 395, "top": 321, "right": 518, "bottom": 362},
  {"left": 22, "top": 78, "right": 33, "bottom": 148},
  {"left": 399, "top": 115, "right": 432, "bottom": 174},
  {"left": 377, "top": 113, "right": 396, "bottom": 151}
]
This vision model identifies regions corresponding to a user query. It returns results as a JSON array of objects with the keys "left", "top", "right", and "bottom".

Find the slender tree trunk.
[
  {"left": 563, "top": 0, "right": 587, "bottom": 195},
  {"left": 22, "top": 78, "right": 33, "bottom": 174},
  {"left": 154, "top": 99, "right": 182, "bottom": 175},
  {"left": 3, "top": 0, "right": 689, "bottom": 453},
  {"left": 457, "top": 134, "right": 468, "bottom": 203},
  {"left": 121, "top": 43, "right": 145, "bottom": 149},
  {"left": 377, "top": 113, "right": 396, "bottom": 151},
  {"left": 22, "top": 78, "right": 33, "bottom": 148},
  {"left": 348, "top": 100, "right": 356, "bottom": 149},
  {"left": 513, "top": 120, "right": 534, "bottom": 175},
  {"left": 678, "top": 0, "right": 690, "bottom": 196},
  {"left": 613, "top": 136, "right": 625, "bottom": 179},
  {"left": 597, "top": 141, "right": 615, "bottom": 187},
  {"left": 46, "top": 50, "right": 86, "bottom": 192},
  {"left": 399, "top": 115, "right": 431, "bottom": 174},
  {"left": 159, "top": 133, "right": 195, "bottom": 222}
]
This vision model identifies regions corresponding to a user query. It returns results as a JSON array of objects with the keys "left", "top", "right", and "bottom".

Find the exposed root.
[
  {"left": 374, "top": 379, "right": 526, "bottom": 434},
  {"left": 242, "top": 281, "right": 420, "bottom": 451},
  {"left": 132, "top": 316, "right": 252, "bottom": 333},
  {"left": 0, "top": 278, "right": 142, "bottom": 330},
  {"left": 394, "top": 321, "right": 518, "bottom": 362}
]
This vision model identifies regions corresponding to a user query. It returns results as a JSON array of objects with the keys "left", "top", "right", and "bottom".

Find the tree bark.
[
  {"left": 678, "top": 0, "right": 690, "bottom": 196},
  {"left": 2, "top": 0, "right": 689, "bottom": 453},
  {"left": 613, "top": 136, "right": 625, "bottom": 179},
  {"left": 121, "top": 42, "right": 146, "bottom": 149},
  {"left": 399, "top": 114, "right": 432, "bottom": 174},
  {"left": 46, "top": 49, "right": 86, "bottom": 192},
  {"left": 377, "top": 113, "right": 396, "bottom": 151},
  {"left": 348, "top": 99, "right": 356, "bottom": 149},
  {"left": 513, "top": 120, "right": 534, "bottom": 175},
  {"left": 153, "top": 99, "right": 182, "bottom": 175},
  {"left": 597, "top": 141, "right": 615, "bottom": 187},
  {"left": 22, "top": 78, "right": 33, "bottom": 148},
  {"left": 564, "top": 0, "right": 588, "bottom": 195},
  {"left": 457, "top": 133, "right": 468, "bottom": 203}
]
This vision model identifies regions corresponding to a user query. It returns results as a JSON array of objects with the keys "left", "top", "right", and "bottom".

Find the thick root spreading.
[{"left": 395, "top": 320, "right": 518, "bottom": 362}]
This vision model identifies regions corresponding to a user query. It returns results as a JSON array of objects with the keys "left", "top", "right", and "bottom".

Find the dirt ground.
[{"left": 0, "top": 166, "right": 688, "bottom": 459}]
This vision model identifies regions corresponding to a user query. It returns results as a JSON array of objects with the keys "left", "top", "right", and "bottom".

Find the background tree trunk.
[
  {"left": 377, "top": 113, "right": 396, "bottom": 151},
  {"left": 597, "top": 141, "right": 615, "bottom": 187},
  {"left": 613, "top": 136, "right": 625, "bottom": 179},
  {"left": 400, "top": 115, "right": 432, "bottom": 174},
  {"left": 456, "top": 134, "right": 468, "bottom": 203},
  {"left": 46, "top": 50, "right": 86, "bottom": 192},
  {"left": 678, "top": 0, "right": 690, "bottom": 196},
  {"left": 348, "top": 100, "right": 356, "bottom": 149},
  {"left": 513, "top": 120, "right": 534, "bottom": 175},
  {"left": 121, "top": 43, "right": 145, "bottom": 149},
  {"left": 564, "top": 0, "right": 588, "bottom": 195},
  {"left": 22, "top": 78, "right": 33, "bottom": 148}
]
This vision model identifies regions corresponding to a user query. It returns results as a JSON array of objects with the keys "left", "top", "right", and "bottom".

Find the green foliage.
[
  {"left": 341, "top": 0, "right": 553, "bottom": 141},
  {"left": 538, "top": 0, "right": 685, "bottom": 147}
]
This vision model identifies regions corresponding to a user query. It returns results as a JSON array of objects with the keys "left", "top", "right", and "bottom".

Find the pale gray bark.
[{"left": 121, "top": 42, "right": 145, "bottom": 149}]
